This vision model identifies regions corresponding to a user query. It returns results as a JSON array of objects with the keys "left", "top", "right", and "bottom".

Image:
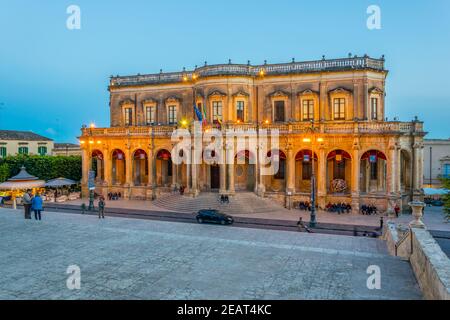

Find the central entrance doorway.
[{"left": 210, "top": 165, "right": 220, "bottom": 189}]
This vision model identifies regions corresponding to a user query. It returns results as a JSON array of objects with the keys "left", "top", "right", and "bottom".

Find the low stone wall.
[{"left": 384, "top": 223, "right": 450, "bottom": 300}]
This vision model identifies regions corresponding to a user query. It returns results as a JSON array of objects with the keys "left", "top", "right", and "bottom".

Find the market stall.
[{"left": 0, "top": 166, "right": 45, "bottom": 209}]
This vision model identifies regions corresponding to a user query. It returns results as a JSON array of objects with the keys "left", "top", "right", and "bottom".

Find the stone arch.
[
  {"left": 360, "top": 150, "right": 387, "bottom": 193},
  {"left": 294, "top": 149, "right": 318, "bottom": 193},
  {"left": 132, "top": 149, "right": 148, "bottom": 186},
  {"left": 111, "top": 149, "right": 126, "bottom": 185},
  {"left": 91, "top": 149, "right": 104, "bottom": 182},
  {"left": 326, "top": 149, "right": 352, "bottom": 194},
  {"left": 234, "top": 150, "right": 256, "bottom": 191},
  {"left": 263, "top": 149, "right": 287, "bottom": 192},
  {"left": 155, "top": 149, "right": 172, "bottom": 187}
]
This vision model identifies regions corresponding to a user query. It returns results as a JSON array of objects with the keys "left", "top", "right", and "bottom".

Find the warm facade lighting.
[
  {"left": 97, "top": 141, "right": 102, "bottom": 144},
  {"left": 259, "top": 69, "right": 265, "bottom": 76},
  {"left": 80, "top": 140, "right": 85, "bottom": 144},
  {"left": 181, "top": 119, "right": 188, "bottom": 126},
  {"left": 303, "top": 138, "right": 312, "bottom": 143},
  {"left": 264, "top": 119, "right": 269, "bottom": 124},
  {"left": 192, "top": 73, "right": 198, "bottom": 80},
  {"left": 317, "top": 137, "right": 324, "bottom": 142},
  {"left": 183, "top": 75, "right": 188, "bottom": 82},
  {"left": 89, "top": 140, "right": 94, "bottom": 144},
  {"left": 90, "top": 123, "right": 95, "bottom": 128}
]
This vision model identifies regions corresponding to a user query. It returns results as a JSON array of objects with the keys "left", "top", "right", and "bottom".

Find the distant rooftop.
[
  {"left": 54, "top": 143, "right": 80, "bottom": 148},
  {"left": 0, "top": 130, "right": 53, "bottom": 141},
  {"left": 110, "top": 55, "right": 386, "bottom": 87}
]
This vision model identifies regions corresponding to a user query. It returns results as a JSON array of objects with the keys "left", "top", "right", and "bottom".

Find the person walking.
[
  {"left": 22, "top": 190, "right": 33, "bottom": 219},
  {"left": 98, "top": 196, "right": 105, "bottom": 219},
  {"left": 31, "top": 192, "right": 43, "bottom": 221}
]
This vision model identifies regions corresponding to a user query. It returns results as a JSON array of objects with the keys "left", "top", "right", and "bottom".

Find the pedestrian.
[
  {"left": 98, "top": 196, "right": 105, "bottom": 219},
  {"left": 22, "top": 189, "right": 33, "bottom": 219},
  {"left": 31, "top": 192, "right": 43, "bottom": 221},
  {"left": 394, "top": 204, "right": 400, "bottom": 218}
]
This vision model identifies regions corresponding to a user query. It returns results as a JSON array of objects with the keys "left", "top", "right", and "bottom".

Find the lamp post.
[{"left": 303, "top": 120, "right": 323, "bottom": 228}]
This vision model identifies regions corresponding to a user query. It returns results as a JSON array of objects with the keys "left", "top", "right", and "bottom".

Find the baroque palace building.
[{"left": 80, "top": 55, "right": 425, "bottom": 213}]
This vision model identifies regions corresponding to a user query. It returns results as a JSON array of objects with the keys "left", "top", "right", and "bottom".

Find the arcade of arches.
[{"left": 82, "top": 137, "right": 424, "bottom": 213}]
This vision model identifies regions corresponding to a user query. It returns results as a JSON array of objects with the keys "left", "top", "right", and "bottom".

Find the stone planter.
[{"left": 408, "top": 201, "right": 425, "bottom": 228}]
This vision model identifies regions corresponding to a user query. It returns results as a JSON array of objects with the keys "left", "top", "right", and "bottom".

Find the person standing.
[
  {"left": 22, "top": 190, "right": 33, "bottom": 219},
  {"left": 31, "top": 192, "right": 43, "bottom": 221},
  {"left": 98, "top": 196, "right": 105, "bottom": 219}
]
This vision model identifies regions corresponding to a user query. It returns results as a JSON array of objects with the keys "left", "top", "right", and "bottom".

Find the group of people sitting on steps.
[
  {"left": 360, "top": 204, "right": 378, "bottom": 215},
  {"left": 297, "top": 201, "right": 314, "bottom": 211},
  {"left": 325, "top": 202, "right": 352, "bottom": 214},
  {"left": 107, "top": 192, "right": 121, "bottom": 201},
  {"left": 219, "top": 195, "right": 230, "bottom": 204}
]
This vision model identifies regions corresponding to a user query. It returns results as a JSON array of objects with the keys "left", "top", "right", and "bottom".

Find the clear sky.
[{"left": 0, "top": 0, "right": 449, "bottom": 143}]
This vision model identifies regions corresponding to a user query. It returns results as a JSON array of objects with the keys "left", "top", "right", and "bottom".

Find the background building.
[
  {"left": 80, "top": 55, "right": 426, "bottom": 212},
  {"left": 53, "top": 143, "right": 82, "bottom": 156},
  {"left": 423, "top": 139, "right": 450, "bottom": 188},
  {"left": 0, "top": 130, "right": 54, "bottom": 157}
]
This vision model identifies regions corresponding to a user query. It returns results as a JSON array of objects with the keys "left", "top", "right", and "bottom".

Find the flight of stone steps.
[{"left": 153, "top": 192, "right": 290, "bottom": 214}]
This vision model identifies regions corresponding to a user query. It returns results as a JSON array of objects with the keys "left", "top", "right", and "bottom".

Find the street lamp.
[{"left": 302, "top": 120, "right": 323, "bottom": 228}]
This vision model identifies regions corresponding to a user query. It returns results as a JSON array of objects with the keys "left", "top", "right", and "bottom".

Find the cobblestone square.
[{"left": 0, "top": 208, "right": 421, "bottom": 300}]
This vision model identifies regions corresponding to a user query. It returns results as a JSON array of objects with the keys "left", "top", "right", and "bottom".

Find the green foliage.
[
  {"left": 442, "top": 177, "right": 450, "bottom": 219},
  {"left": 0, "top": 163, "right": 9, "bottom": 183},
  {"left": 0, "top": 154, "right": 82, "bottom": 182}
]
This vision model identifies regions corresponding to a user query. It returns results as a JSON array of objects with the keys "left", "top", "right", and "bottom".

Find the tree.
[
  {"left": 442, "top": 177, "right": 450, "bottom": 220},
  {"left": 0, "top": 163, "right": 9, "bottom": 183}
]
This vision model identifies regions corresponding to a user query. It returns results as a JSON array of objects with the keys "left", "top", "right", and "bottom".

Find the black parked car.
[
  {"left": 431, "top": 200, "right": 444, "bottom": 207},
  {"left": 196, "top": 209, "right": 234, "bottom": 225}
]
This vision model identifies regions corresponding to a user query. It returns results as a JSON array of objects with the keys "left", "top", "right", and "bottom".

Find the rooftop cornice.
[{"left": 109, "top": 55, "right": 386, "bottom": 87}]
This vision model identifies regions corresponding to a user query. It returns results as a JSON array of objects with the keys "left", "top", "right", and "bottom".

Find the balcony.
[
  {"left": 80, "top": 121, "right": 423, "bottom": 139},
  {"left": 109, "top": 56, "right": 386, "bottom": 87}
]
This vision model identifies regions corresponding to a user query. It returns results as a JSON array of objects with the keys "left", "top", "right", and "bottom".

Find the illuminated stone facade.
[{"left": 80, "top": 56, "right": 425, "bottom": 212}]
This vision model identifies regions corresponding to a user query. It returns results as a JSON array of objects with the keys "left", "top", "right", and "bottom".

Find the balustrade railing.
[
  {"left": 81, "top": 120, "right": 421, "bottom": 138},
  {"left": 110, "top": 56, "right": 385, "bottom": 86}
]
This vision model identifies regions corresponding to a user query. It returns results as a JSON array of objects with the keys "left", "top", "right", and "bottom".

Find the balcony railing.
[
  {"left": 110, "top": 56, "right": 385, "bottom": 87},
  {"left": 81, "top": 121, "right": 423, "bottom": 138}
]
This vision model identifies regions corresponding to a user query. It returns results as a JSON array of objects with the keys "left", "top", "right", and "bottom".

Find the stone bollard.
[{"left": 408, "top": 201, "right": 425, "bottom": 228}]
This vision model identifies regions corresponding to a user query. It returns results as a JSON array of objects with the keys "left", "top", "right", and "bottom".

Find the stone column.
[
  {"left": 191, "top": 149, "right": 199, "bottom": 196},
  {"left": 228, "top": 163, "right": 235, "bottom": 194},
  {"left": 286, "top": 147, "right": 295, "bottom": 192},
  {"left": 103, "top": 149, "right": 112, "bottom": 187},
  {"left": 147, "top": 149, "right": 153, "bottom": 186},
  {"left": 125, "top": 149, "right": 133, "bottom": 186},
  {"left": 351, "top": 147, "right": 360, "bottom": 214},
  {"left": 219, "top": 144, "right": 227, "bottom": 194},
  {"left": 317, "top": 147, "right": 326, "bottom": 208},
  {"left": 186, "top": 163, "right": 191, "bottom": 192},
  {"left": 81, "top": 147, "right": 90, "bottom": 198},
  {"left": 387, "top": 145, "right": 397, "bottom": 195}
]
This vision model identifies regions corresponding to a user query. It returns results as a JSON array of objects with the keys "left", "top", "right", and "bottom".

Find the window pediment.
[
  {"left": 165, "top": 96, "right": 181, "bottom": 104},
  {"left": 328, "top": 87, "right": 352, "bottom": 95},
  {"left": 298, "top": 89, "right": 319, "bottom": 96},
  {"left": 369, "top": 87, "right": 384, "bottom": 95},
  {"left": 119, "top": 98, "right": 135, "bottom": 106},
  {"left": 208, "top": 90, "right": 227, "bottom": 98},
  {"left": 269, "top": 90, "right": 289, "bottom": 98},
  {"left": 142, "top": 98, "right": 157, "bottom": 105},
  {"left": 232, "top": 90, "right": 249, "bottom": 97}
]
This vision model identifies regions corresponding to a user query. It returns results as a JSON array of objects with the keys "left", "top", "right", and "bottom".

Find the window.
[
  {"left": 18, "top": 146, "right": 28, "bottom": 155},
  {"left": 371, "top": 98, "right": 378, "bottom": 120},
  {"left": 124, "top": 107, "right": 133, "bottom": 126},
  {"left": 302, "top": 99, "right": 314, "bottom": 121},
  {"left": 274, "top": 100, "right": 285, "bottom": 122},
  {"left": 0, "top": 146, "right": 6, "bottom": 158},
  {"left": 212, "top": 101, "right": 222, "bottom": 124},
  {"left": 38, "top": 146, "right": 47, "bottom": 156},
  {"left": 444, "top": 164, "right": 450, "bottom": 178},
  {"left": 333, "top": 98, "right": 345, "bottom": 120},
  {"left": 236, "top": 101, "right": 244, "bottom": 122},
  {"left": 168, "top": 105, "right": 177, "bottom": 124},
  {"left": 145, "top": 106, "right": 155, "bottom": 125}
]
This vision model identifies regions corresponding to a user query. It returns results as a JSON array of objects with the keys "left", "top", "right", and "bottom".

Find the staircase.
[{"left": 153, "top": 192, "right": 290, "bottom": 214}]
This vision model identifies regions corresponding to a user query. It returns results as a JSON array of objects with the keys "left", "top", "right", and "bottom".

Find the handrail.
[{"left": 395, "top": 229, "right": 411, "bottom": 256}]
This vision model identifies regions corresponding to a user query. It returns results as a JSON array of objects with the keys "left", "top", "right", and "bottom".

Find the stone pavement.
[{"left": 0, "top": 208, "right": 421, "bottom": 300}]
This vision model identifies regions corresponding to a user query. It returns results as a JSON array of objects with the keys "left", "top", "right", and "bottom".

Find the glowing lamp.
[{"left": 303, "top": 138, "right": 311, "bottom": 143}]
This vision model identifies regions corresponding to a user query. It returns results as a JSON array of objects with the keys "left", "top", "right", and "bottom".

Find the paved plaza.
[{"left": 0, "top": 208, "right": 422, "bottom": 300}]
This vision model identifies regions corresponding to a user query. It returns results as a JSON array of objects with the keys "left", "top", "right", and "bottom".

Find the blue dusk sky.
[{"left": 0, "top": 0, "right": 449, "bottom": 143}]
